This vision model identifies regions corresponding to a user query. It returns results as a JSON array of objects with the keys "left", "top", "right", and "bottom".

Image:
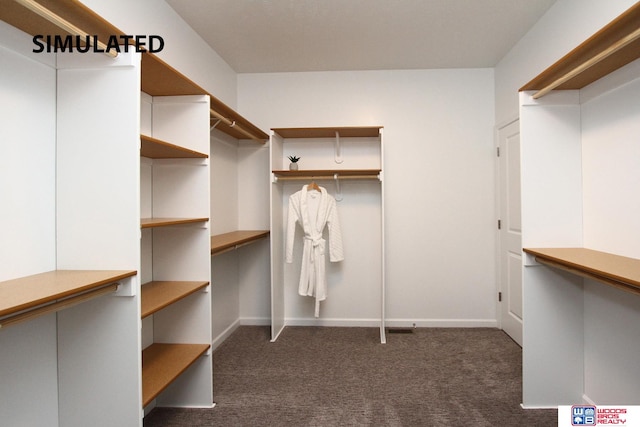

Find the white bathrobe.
[{"left": 286, "top": 185, "right": 344, "bottom": 317}]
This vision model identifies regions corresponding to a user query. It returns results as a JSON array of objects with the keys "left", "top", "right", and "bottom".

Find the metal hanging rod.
[
  {"left": 209, "top": 108, "right": 264, "bottom": 141},
  {"left": 14, "top": 0, "right": 117, "bottom": 58},
  {"left": 0, "top": 283, "right": 119, "bottom": 329}
]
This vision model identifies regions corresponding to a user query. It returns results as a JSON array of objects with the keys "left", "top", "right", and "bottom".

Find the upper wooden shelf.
[
  {"left": 140, "top": 135, "right": 208, "bottom": 159},
  {"left": 523, "top": 247, "right": 640, "bottom": 295},
  {"left": 520, "top": 2, "right": 640, "bottom": 96},
  {"left": 0, "top": 0, "right": 268, "bottom": 142},
  {"left": 273, "top": 126, "right": 382, "bottom": 139},
  {"left": 141, "top": 218, "right": 208, "bottom": 229},
  {"left": 141, "top": 281, "right": 209, "bottom": 319},
  {"left": 210, "top": 230, "right": 270, "bottom": 256},
  {"left": 0, "top": 270, "right": 137, "bottom": 322}
]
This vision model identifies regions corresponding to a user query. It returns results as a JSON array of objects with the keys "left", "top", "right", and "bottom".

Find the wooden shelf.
[
  {"left": 140, "top": 54, "right": 268, "bottom": 142},
  {"left": 140, "top": 135, "right": 208, "bottom": 159},
  {"left": 273, "top": 169, "right": 381, "bottom": 179},
  {"left": 0, "top": 269, "right": 137, "bottom": 319},
  {"left": 141, "top": 281, "right": 209, "bottom": 319},
  {"left": 0, "top": 0, "right": 268, "bottom": 142},
  {"left": 523, "top": 247, "right": 640, "bottom": 295},
  {"left": 141, "top": 343, "right": 210, "bottom": 407},
  {"left": 141, "top": 218, "right": 208, "bottom": 229},
  {"left": 520, "top": 2, "right": 640, "bottom": 94},
  {"left": 273, "top": 126, "right": 382, "bottom": 139},
  {"left": 210, "top": 230, "right": 270, "bottom": 256}
]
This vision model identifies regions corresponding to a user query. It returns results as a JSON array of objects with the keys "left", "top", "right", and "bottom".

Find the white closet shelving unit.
[
  {"left": 518, "top": 2, "right": 640, "bottom": 407},
  {"left": 270, "top": 126, "right": 386, "bottom": 343},
  {"left": 0, "top": 28, "right": 142, "bottom": 426},
  {"left": 0, "top": 0, "right": 269, "bottom": 424},
  {"left": 139, "top": 93, "right": 213, "bottom": 410}
]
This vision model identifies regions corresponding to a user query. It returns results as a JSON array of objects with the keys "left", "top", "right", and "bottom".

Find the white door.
[{"left": 498, "top": 119, "right": 523, "bottom": 346}]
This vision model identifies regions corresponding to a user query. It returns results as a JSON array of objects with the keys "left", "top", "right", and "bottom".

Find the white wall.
[{"left": 239, "top": 69, "right": 496, "bottom": 326}]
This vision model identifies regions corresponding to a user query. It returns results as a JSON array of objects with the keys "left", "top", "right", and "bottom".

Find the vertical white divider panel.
[
  {"left": 519, "top": 91, "right": 585, "bottom": 407},
  {"left": 0, "top": 27, "right": 59, "bottom": 426},
  {"left": 379, "top": 128, "right": 386, "bottom": 344},
  {"left": 149, "top": 95, "right": 213, "bottom": 408},
  {"left": 270, "top": 131, "right": 286, "bottom": 341},
  {"left": 55, "top": 50, "right": 142, "bottom": 426}
]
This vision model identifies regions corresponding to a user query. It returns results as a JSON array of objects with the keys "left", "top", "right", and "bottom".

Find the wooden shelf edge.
[
  {"left": 141, "top": 54, "right": 268, "bottom": 142},
  {"left": 141, "top": 343, "right": 210, "bottom": 407},
  {"left": 520, "top": 2, "right": 640, "bottom": 93},
  {"left": 272, "top": 126, "right": 383, "bottom": 139},
  {"left": 523, "top": 247, "right": 640, "bottom": 295},
  {"left": 211, "top": 230, "right": 270, "bottom": 256},
  {"left": 141, "top": 217, "right": 209, "bottom": 229},
  {"left": 141, "top": 281, "right": 209, "bottom": 319},
  {"left": 0, "top": 0, "right": 267, "bottom": 142},
  {"left": 273, "top": 169, "right": 381, "bottom": 178},
  {"left": 0, "top": 270, "right": 137, "bottom": 319},
  {"left": 140, "top": 134, "right": 208, "bottom": 159}
]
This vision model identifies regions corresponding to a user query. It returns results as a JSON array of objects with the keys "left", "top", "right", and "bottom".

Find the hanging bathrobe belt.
[{"left": 304, "top": 235, "right": 325, "bottom": 262}]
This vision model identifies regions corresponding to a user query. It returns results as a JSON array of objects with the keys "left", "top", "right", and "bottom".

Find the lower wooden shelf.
[
  {"left": 524, "top": 247, "right": 640, "bottom": 295},
  {"left": 141, "top": 343, "right": 210, "bottom": 407},
  {"left": 210, "top": 230, "right": 270, "bottom": 256}
]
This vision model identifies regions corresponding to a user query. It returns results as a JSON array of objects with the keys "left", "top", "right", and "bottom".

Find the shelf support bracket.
[
  {"left": 210, "top": 118, "right": 222, "bottom": 131},
  {"left": 334, "top": 131, "right": 344, "bottom": 164}
]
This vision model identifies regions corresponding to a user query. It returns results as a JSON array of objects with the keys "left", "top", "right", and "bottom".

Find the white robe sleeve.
[{"left": 285, "top": 193, "right": 299, "bottom": 263}]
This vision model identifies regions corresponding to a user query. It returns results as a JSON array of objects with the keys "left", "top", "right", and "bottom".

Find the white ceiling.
[{"left": 166, "top": 0, "right": 556, "bottom": 73}]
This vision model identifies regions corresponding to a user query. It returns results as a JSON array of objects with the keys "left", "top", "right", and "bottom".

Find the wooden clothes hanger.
[{"left": 307, "top": 180, "right": 320, "bottom": 192}]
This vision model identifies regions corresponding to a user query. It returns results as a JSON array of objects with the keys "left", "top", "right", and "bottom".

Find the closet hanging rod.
[
  {"left": 209, "top": 109, "right": 264, "bottom": 141},
  {"left": 532, "top": 26, "right": 640, "bottom": 99},
  {"left": 13, "top": 0, "right": 117, "bottom": 58},
  {"left": 534, "top": 256, "right": 640, "bottom": 297},
  {"left": 0, "top": 282, "right": 119, "bottom": 329}
]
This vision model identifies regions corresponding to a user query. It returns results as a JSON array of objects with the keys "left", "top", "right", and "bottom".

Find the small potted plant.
[{"left": 288, "top": 155, "right": 300, "bottom": 171}]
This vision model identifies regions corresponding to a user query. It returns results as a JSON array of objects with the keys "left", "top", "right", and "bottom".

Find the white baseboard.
[
  {"left": 239, "top": 317, "right": 271, "bottom": 326},
  {"left": 385, "top": 318, "right": 498, "bottom": 328},
  {"left": 520, "top": 403, "right": 558, "bottom": 410},
  {"left": 211, "top": 319, "right": 241, "bottom": 351}
]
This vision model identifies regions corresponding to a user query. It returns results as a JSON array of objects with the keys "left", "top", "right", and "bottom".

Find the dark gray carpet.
[{"left": 144, "top": 326, "right": 557, "bottom": 426}]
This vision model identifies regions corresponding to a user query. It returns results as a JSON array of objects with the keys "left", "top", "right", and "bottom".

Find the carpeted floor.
[{"left": 144, "top": 326, "right": 557, "bottom": 426}]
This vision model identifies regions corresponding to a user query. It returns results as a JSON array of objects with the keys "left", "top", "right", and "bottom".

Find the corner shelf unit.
[
  {"left": 270, "top": 126, "right": 386, "bottom": 343},
  {"left": 519, "top": 1, "right": 640, "bottom": 408}
]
